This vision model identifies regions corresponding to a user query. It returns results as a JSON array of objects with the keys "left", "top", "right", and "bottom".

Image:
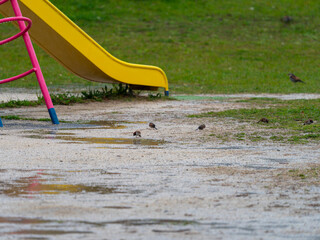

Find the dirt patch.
[{"left": 195, "top": 164, "right": 320, "bottom": 189}]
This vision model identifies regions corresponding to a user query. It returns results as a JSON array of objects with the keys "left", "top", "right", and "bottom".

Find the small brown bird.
[
  {"left": 133, "top": 130, "right": 141, "bottom": 137},
  {"left": 258, "top": 118, "right": 269, "bottom": 123},
  {"left": 196, "top": 124, "right": 206, "bottom": 130},
  {"left": 288, "top": 73, "right": 304, "bottom": 83},
  {"left": 281, "top": 16, "right": 293, "bottom": 24},
  {"left": 149, "top": 122, "right": 157, "bottom": 130},
  {"left": 303, "top": 119, "right": 314, "bottom": 125}
]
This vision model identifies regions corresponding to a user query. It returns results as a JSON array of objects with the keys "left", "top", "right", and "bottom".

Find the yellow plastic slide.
[{"left": 0, "top": 0, "right": 169, "bottom": 94}]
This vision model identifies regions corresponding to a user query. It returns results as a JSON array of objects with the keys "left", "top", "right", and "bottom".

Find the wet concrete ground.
[{"left": 0, "top": 96, "right": 320, "bottom": 239}]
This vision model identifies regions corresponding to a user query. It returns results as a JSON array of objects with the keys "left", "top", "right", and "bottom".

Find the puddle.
[
  {"left": 0, "top": 216, "right": 50, "bottom": 224},
  {"left": 0, "top": 215, "right": 295, "bottom": 239},
  {"left": 262, "top": 158, "right": 289, "bottom": 164},
  {"left": 152, "top": 228, "right": 191, "bottom": 233},
  {"left": 0, "top": 217, "right": 198, "bottom": 239},
  {"left": 0, "top": 170, "right": 120, "bottom": 197},
  {"left": 243, "top": 164, "right": 275, "bottom": 170},
  {"left": 235, "top": 192, "right": 257, "bottom": 197},
  {"left": 55, "top": 136, "right": 166, "bottom": 146},
  {"left": 102, "top": 219, "right": 199, "bottom": 226},
  {"left": 103, "top": 206, "right": 132, "bottom": 209},
  {"left": 25, "top": 133, "right": 167, "bottom": 147},
  {"left": 2, "top": 183, "right": 117, "bottom": 197},
  {"left": 2, "top": 181, "right": 118, "bottom": 197},
  {"left": 0, "top": 216, "right": 92, "bottom": 238}
]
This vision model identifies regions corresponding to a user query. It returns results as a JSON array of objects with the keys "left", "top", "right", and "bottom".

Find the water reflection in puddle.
[
  {"left": 0, "top": 216, "right": 50, "bottom": 224},
  {"left": 25, "top": 132, "right": 167, "bottom": 147},
  {"left": 0, "top": 169, "right": 121, "bottom": 198},
  {"left": 2, "top": 182, "right": 117, "bottom": 197}
]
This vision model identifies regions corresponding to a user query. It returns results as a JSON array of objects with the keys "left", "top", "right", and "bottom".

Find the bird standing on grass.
[
  {"left": 288, "top": 73, "right": 304, "bottom": 83},
  {"left": 133, "top": 130, "right": 141, "bottom": 137},
  {"left": 196, "top": 124, "right": 206, "bottom": 130},
  {"left": 149, "top": 122, "right": 157, "bottom": 130},
  {"left": 303, "top": 119, "right": 314, "bottom": 125},
  {"left": 258, "top": 118, "right": 269, "bottom": 123},
  {"left": 281, "top": 16, "right": 293, "bottom": 24}
]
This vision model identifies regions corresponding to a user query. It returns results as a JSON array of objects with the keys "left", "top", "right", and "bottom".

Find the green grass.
[
  {"left": 0, "top": 99, "right": 42, "bottom": 108},
  {"left": 0, "top": 84, "right": 165, "bottom": 108},
  {"left": 190, "top": 98, "right": 320, "bottom": 143},
  {"left": 1, "top": 115, "right": 51, "bottom": 122},
  {"left": 288, "top": 167, "right": 320, "bottom": 180},
  {"left": 1, "top": 0, "right": 320, "bottom": 93},
  {"left": 1, "top": 115, "right": 73, "bottom": 122}
]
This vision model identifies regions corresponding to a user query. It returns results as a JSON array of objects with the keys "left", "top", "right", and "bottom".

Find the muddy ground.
[{"left": 0, "top": 93, "right": 319, "bottom": 240}]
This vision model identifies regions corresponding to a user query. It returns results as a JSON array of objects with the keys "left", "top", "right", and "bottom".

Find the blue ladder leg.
[{"left": 48, "top": 108, "right": 59, "bottom": 124}]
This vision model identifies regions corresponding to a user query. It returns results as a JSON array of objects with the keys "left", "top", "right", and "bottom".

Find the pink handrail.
[
  {"left": 0, "top": 17, "right": 31, "bottom": 45},
  {"left": 0, "top": 68, "right": 35, "bottom": 84},
  {"left": 0, "top": 16, "right": 34, "bottom": 83}
]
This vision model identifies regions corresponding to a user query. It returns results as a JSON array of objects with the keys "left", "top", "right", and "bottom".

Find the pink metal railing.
[
  {"left": 0, "top": 0, "right": 59, "bottom": 125},
  {"left": 0, "top": 16, "right": 34, "bottom": 83},
  {"left": 0, "top": 16, "right": 31, "bottom": 44}
]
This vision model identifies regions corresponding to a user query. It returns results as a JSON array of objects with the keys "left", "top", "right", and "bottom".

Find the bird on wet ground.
[
  {"left": 133, "top": 130, "right": 141, "bottom": 137},
  {"left": 288, "top": 73, "right": 304, "bottom": 83},
  {"left": 149, "top": 122, "right": 157, "bottom": 130},
  {"left": 196, "top": 124, "right": 206, "bottom": 130}
]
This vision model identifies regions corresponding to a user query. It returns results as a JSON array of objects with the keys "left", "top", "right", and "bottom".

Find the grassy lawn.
[
  {"left": 190, "top": 98, "right": 320, "bottom": 143},
  {"left": 1, "top": 0, "right": 320, "bottom": 93}
]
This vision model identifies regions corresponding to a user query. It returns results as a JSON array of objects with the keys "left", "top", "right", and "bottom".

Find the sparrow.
[
  {"left": 303, "top": 119, "right": 313, "bottom": 125},
  {"left": 149, "top": 122, "right": 157, "bottom": 130},
  {"left": 281, "top": 16, "right": 293, "bottom": 24},
  {"left": 133, "top": 130, "right": 141, "bottom": 137},
  {"left": 258, "top": 118, "right": 269, "bottom": 123},
  {"left": 288, "top": 73, "right": 304, "bottom": 83},
  {"left": 196, "top": 124, "right": 206, "bottom": 130}
]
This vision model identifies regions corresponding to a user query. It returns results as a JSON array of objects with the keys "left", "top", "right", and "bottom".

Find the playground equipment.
[
  {"left": 0, "top": 0, "right": 59, "bottom": 126},
  {"left": 0, "top": 0, "right": 169, "bottom": 127}
]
